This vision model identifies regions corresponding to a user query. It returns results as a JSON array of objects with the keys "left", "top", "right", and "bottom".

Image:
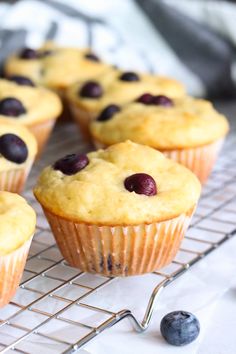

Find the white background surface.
[{"left": 82, "top": 236, "right": 236, "bottom": 354}]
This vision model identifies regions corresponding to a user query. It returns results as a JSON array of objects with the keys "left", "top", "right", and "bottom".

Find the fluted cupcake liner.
[
  {"left": 162, "top": 139, "right": 224, "bottom": 184},
  {"left": 93, "top": 138, "right": 224, "bottom": 184},
  {"left": 56, "top": 88, "right": 74, "bottom": 121},
  {"left": 27, "top": 118, "right": 57, "bottom": 158},
  {"left": 69, "top": 102, "right": 96, "bottom": 142},
  {"left": 0, "top": 158, "right": 33, "bottom": 193},
  {"left": 42, "top": 207, "right": 194, "bottom": 277},
  {"left": 0, "top": 237, "right": 32, "bottom": 308}
]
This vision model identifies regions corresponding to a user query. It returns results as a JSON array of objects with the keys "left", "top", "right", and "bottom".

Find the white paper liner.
[
  {"left": 0, "top": 158, "right": 34, "bottom": 193},
  {"left": 162, "top": 139, "right": 224, "bottom": 184},
  {"left": 27, "top": 118, "right": 56, "bottom": 157},
  {"left": 43, "top": 207, "right": 194, "bottom": 277},
  {"left": 0, "top": 236, "right": 33, "bottom": 308},
  {"left": 69, "top": 102, "right": 96, "bottom": 141}
]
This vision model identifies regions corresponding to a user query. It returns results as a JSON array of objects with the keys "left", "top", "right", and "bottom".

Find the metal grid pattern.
[{"left": 0, "top": 123, "right": 236, "bottom": 353}]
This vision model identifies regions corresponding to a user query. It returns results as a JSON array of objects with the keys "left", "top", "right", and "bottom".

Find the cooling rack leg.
[{"left": 115, "top": 279, "right": 168, "bottom": 333}]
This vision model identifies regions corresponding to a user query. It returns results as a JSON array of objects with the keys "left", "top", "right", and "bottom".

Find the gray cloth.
[{"left": 0, "top": 0, "right": 236, "bottom": 98}]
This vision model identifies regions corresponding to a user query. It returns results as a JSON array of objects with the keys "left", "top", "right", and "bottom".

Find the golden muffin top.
[
  {"left": 0, "top": 121, "right": 37, "bottom": 171},
  {"left": 34, "top": 141, "right": 201, "bottom": 225},
  {"left": 4, "top": 43, "right": 112, "bottom": 90},
  {"left": 66, "top": 69, "right": 186, "bottom": 113},
  {"left": 0, "top": 192, "right": 36, "bottom": 255},
  {"left": 90, "top": 96, "right": 229, "bottom": 149},
  {"left": 0, "top": 79, "right": 62, "bottom": 124}
]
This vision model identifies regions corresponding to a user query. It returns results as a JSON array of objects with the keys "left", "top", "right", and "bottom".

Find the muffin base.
[
  {"left": 27, "top": 118, "right": 57, "bottom": 158},
  {"left": 56, "top": 88, "right": 73, "bottom": 121},
  {"left": 42, "top": 207, "right": 194, "bottom": 277},
  {"left": 69, "top": 103, "right": 96, "bottom": 142},
  {"left": 93, "top": 138, "right": 224, "bottom": 184},
  {"left": 0, "top": 237, "right": 32, "bottom": 308},
  {"left": 0, "top": 158, "right": 34, "bottom": 193},
  {"left": 162, "top": 139, "right": 224, "bottom": 184}
]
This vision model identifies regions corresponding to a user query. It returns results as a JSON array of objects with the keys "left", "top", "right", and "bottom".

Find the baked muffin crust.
[
  {"left": 34, "top": 141, "right": 201, "bottom": 225},
  {"left": 90, "top": 97, "right": 229, "bottom": 149},
  {"left": 0, "top": 121, "right": 37, "bottom": 171},
  {"left": 0, "top": 192, "right": 36, "bottom": 255},
  {"left": 0, "top": 79, "right": 62, "bottom": 125},
  {"left": 5, "top": 43, "right": 112, "bottom": 90},
  {"left": 67, "top": 69, "right": 186, "bottom": 113}
]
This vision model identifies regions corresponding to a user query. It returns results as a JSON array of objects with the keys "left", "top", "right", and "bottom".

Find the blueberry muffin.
[
  {"left": 4, "top": 43, "right": 112, "bottom": 119},
  {"left": 66, "top": 69, "right": 186, "bottom": 139},
  {"left": 0, "top": 192, "right": 36, "bottom": 307},
  {"left": 0, "top": 79, "right": 62, "bottom": 156},
  {"left": 0, "top": 121, "right": 37, "bottom": 193},
  {"left": 90, "top": 95, "right": 229, "bottom": 183},
  {"left": 34, "top": 141, "right": 201, "bottom": 276}
]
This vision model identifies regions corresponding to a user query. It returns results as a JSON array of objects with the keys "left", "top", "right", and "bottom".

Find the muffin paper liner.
[
  {"left": 162, "top": 139, "right": 224, "bottom": 184},
  {"left": 27, "top": 118, "right": 57, "bottom": 157},
  {"left": 93, "top": 138, "right": 224, "bottom": 184},
  {"left": 0, "top": 236, "right": 33, "bottom": 308},
  {"left": 57, "top": 88, "right": 74, "bottom": 121},
  {"left": 0, "top": 158, "right": 34, "bottom": 193},
  {"left": 69, "top": 102, "right": 96, "bottom": 141},
  {"left": 42, "top": 207, "right": 195, "bottom": 277}
]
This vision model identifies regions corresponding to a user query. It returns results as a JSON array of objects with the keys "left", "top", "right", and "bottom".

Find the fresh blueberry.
[
  {"left": 8, "top": 75, "right": 35, "bottom": 87},
  {"left": 79, "top": 81, "right": 103, "bottom": 98},
  {"left": 160, "top": 311, "right": 200, "bottom": 346},
  {"left": 0, "top": 97, "right": 26, "bottom": 117},
  {"left": 119, "top": 72, "right": 140, "bottom": 82},
  {"left": 97, "top": 104, "right": 121, "bottom": 122},
  {"left": 136, "top": 93, "right": 154, "bottom": 105},
  {"left": 152, "top": 95, "right": 173, "bottom": 107},
  {"left": 53, "top": 153, "right": 89, "bottom": 175},
  {"left": 19, "top": 47, "right": 38, "bottom": 59},
  {"left": 124, "top": 173, "right": 157, "bottom": 196},
  {"left": 85, "top": 53, "right": 100, "bottom": 62},
  {"left": 0, "top": 133, "right": 28, "bottom": 164}
]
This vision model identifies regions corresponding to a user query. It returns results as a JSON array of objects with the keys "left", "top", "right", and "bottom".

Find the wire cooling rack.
[{"left": 0, "top": 122, "right": 236, "bottom": 353}]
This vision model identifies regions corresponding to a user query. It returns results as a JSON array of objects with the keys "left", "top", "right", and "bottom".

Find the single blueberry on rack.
[{"left": 160, "top": 311, "right": 200, "bottom": 346}]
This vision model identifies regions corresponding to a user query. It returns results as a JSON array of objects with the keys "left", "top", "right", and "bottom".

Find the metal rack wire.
[{"left": 0, "top": 123, "right": 236, "bottom": 354}]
